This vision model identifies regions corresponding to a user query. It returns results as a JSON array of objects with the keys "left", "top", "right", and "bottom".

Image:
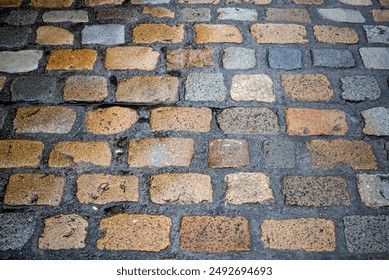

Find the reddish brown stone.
[
  {"left": 166, "top": 46, "right": 214, "bottom": 69},
  {"left": 208, "top": 139, "right": 250, "bottom": 168}
]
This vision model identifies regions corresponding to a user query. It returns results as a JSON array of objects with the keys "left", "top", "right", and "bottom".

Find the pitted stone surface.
[
  {"left": 364, "top": 25, "right": 389, "bottom": 44},
  {"left": 361, "top": 107, "right": 389, "bottom": 136},
  {"left": 0, "top": 50, "right": 43, "bottom": 73},
  {"left": 262, "top": 140, "right": 295, "bottom": 168},
  {"left": 222, "top": 47, "right": 256, "bottom": 70},
  {"left": 359, "top": 47, "right": 389, "bottom": 69},
  {"left": 0, "top": 213, "right": 36, "bottom": 251},
  {"left": 185, "top": 73, "right": 227, "bottom": 101},
  {"left": 268, "top": 48, "right": 302, "bottom": 70},
  {"left": 11, "top": 76, "right": 59, "bottom": 102},
  {"left": 312, "top": 49, "right": 355, "bottom": 68},
  {"left": 357, "top": 174, "right": 389, "bottom": 207},
  {"left": 5, "top": 10, "right": 38, "bottom": 25},
  {"left": 340, "top": 75, "right": 381, "bottom": 101},
  {"left": 230, "top": 74, "right": 275, "bottom": 102},
  {"left": 318, "top": 8, "right": 365, "bottom": 23}
]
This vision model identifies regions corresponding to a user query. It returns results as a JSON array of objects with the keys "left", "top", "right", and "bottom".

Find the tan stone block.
[
  {"left": 208, "top": 139, "right": 250, "bottom": 168},
  {"left": 314, "top": 26, "right": 359, "bottom": 44},
  {"left": 30, "top": 0, "right": 74, "bottom": 8},
  {"left": 226, "top": 0, "right": 271, "bottom": 4},
  {"left": 0, "top": 0, "right": 22, "bottom": 7},
  {"left": 86, "top": 107, "right": 138, "bottom": 135},
  {"left": 166, "top": 46, "right": 214, "bottom": 69},
  {"left": 266, "top": 8, "right": 311, "bottom": 22},
  {"left": 46, "top": 49, "right": 97, "bottom": 70},
  {"left": 36, "top": 26, "right": 74, "bottom": 45},
  {"left": 143, "top": 7, "right": 174, "bottom": 18},
  {"left": 4, "top": 173, "right": 65, "bottom": 206},
  {"left": 0, "top": 140, "right": 44, "bottom": 168},
  {"left": 150, "top": 173, "right": 213, "bottom": 204},
  {"left": 133, "top": 24, "right": 184, "bottom": 43},
  {"left": 251, "top": 24, "right": 308, "bottom": 44},
  {"left": 105, "top": 47, "right": 159, "bottom": 70},
  {"left": 84, "top": 0, "right": 124, "bottom": 6},
  {"left": 64, "top": 76, "right": 108, "bottom": 102},
  {"left": 371, "top": 9, "right": 389, "bottom": 22},
  {"left": 77, "top": 174, "right": 138, "bottom": 204},
  {"left": 97, "top": 214, "right": 171, "bottom": 251},
  {"left": 195, "top": 24, "right": 243, "bottom": 43},
  {"left": 230, "top": 74, "right": 275, "bottom": 102}
]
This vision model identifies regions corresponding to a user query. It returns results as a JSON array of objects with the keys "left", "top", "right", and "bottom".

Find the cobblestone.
[
  {"left": 318, "top": 8, "right": 365, "bottom": 23},
  {"left": 42, "top": 10, "right": 89, "bottom": 23},
  {"left": 0, "top": 50, "right": 42, "bottom": 73},
  {"left": 0, "top": 27, "right": 31, "bottom": 48},
  {"left": 166, "top": 47, "right": 214, "bottom": 69},
  {"left": 361, "top": 107, "right": 389, "bottom": 136},
  {"left": 268, "top": 48, "right": 302, "bottom": 70},
  {"left": 0, "top": 140, "right": 44, "bottom": 168},
  {"left": 194, "top": 24, "right": 243, "bottom": 43},
  {"left": 230, "top": 74, "right": 275, "bottom": 102},
  {"left": 46, "top": 49, "right": 97, "bottom": 71},
  {"left": 105, "top": 46, "right": 159, "bottom": 70},
  {"left": 338, "top": 0, "right": 372, "bottom": 5},
  {"left": 144, "top": 7, "right": 174, "bottom": 18},
  {"left": 5, "top": 10, "right": 38, "bottom": 25},
  {"left": 265, "top": 8, "right": 311, "bottom": 22},
  {"left": 0, "top": 0, "right": 22, "bottom": 7},
  {"left": 0, "top": 76, "right": 5, "bottom": 91},
  {"left": 82, "top": 24, "right": 125, "bottom": 45},
  {"left": 36, "top": 26, "right": 74, "bottom": 45},
  {"left": 222, "top": 47, "right": 256, "bottom": 70},
  {"left": 262, "top": 140, "right": 295, "bottom": 168},
  {"left": 364, "top": 25, "right": 389, "bottom": 44},
  {"left": 371, "top": 9, "right": 389, "bottom": 22},
  {"left": 359, "top": 47, "right": 389, "bottom": 69},
  {"left": 0, "top": 213, "right": 35, "bottom": 251},
  {"left": 312, "top": 49, "right": 355, "bottom": 68},
  {"left": 208, "top": 139, "right": 250, "bottom": 168},
  {"left": 185, "top": 73, "right": 227, "bottom": 101},
  {"left": 251, "top": 24, "right": 308, "bottom": 44},
  {"left": 340, "top": 75, "right": 381, "bottom": 101},
  {"left": 133, "top": 24, "right": 184, "bottom": 44},
  {"left": 357, "top": 174, "right": 389, "bottom": 207},
  {"left": 30, "top": 0, "right": 74, "bottom": 8},
  {"left": 96, "top": 8, "right": 138, "bottom": 21},
  {"left": 180, "top": 8, "right": 211, "bottom": 22},
  {"left": 64, "top": 76, "right": 108, "bottom": 102},
  {"left": 217, "top": 8, "right": 258, "bottom": 21},
  {"left": 11, "top": 76, "right": 59, "bottom": 102},
  {"left": 313, "top": 26, "right": 359, "bottom": 44}
]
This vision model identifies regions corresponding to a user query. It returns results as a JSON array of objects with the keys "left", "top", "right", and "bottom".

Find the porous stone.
[
  {"left": 282, "top": 176, "right": 350, "bottom": 207},
  {"left": 225, "top": 172, "right": 274, "bottom": 204},
  {"left": 180, "top": 216, "right": 251, "bottom": 253},
  {"left": 143, "top": 7, "right": 174, "bottom": 18},
  {"left": 344, "top": 215, "right": 389, "bottom": 253},
  {"left": 362, "top": 107, "right": 389, "bottom": 136},
  {"left": 222, "top": 47, "right": 256, "bottom": 70},
  {"left": 312, "top": 49, "right": 355, "bottom": 68},
  {"left": 230, "top": 74, "right": 275, "bottom": 102},
  {"left": 0, "top": 27, "right": 31, "bottom": 48},
  {"left": 43, "top": 10, "right": 89, "bottom": 23},
  {"left": 166, "top": 46, "right": 214, "bottom": 69},
  {"left": 371, "top": 9, "right": 389, "bottom": 22},
  {"left": 38, "top": 214, "right": 88, "bottom": 250},
  {"left": 251, "top": 24, "right": 308, "bottom": 44},
  {"left": 128, "top": 138, "right": 194, "bottom": 167},
  {"left": 359, "top": 47, "right": 389, "bottom": 69},
  {"left": 4, "top": 173, "right": 65, "bottom": 206},
  {"left": 36, "top": 26, "right": 74, "bottom": 45},
  {"left": 0, "top": 140, "right": 44, "bottom": 168},
  {"left": 265, "top": 8, "right": 311, "bottom": 22},
  {"left": 133, "top": 24, "right": 184, "bottom": 43},
  {"left": 64, "top": 76, "right": 108, "bottom": 102},
  {"left": 281, "top": 74, "right": 333, "bottom": 102},
  {"left": 313, "top": 26, "right": 359, "bottom": 44},
  {"left": 0, "top": 0, "right": 22, "bottom": 7},
  {"left": 116, "top": 76, "right": 178, "bottom": 103},
  {"left": 86, "top": 107, "right": 138, "bottom": 134},
  {"left": 217, "top": 107, "right": 279, "bottom": 134},
  {"left": 307, "top": 139, "right": 378, "bottom": 170},
  {"left": 105, "top": 46, "right": 159, "bottom": 70},
  {"left": 364, "top": 25, "right": 389, "bottom": 44},
  {"left": 185, "top": 73, "right": 227, "bottom": 101},
  {"left": 0, "top": 213, "right": 35, "bottom": 251},
  {"left": 261, "top": 218, "right": 336, "bottom": 252},
  {"left": 150, "top": 173, "right": 213, "bottom": 204},
  {"left": 208, "top": 139, "right": 250, "bottom": 168},
  {"left": 268, "top": 48, "right": 302, "bottom": 70},
  {"left": 97, "top": 214, "right": 172, "bottom": 251},
  {"left": 357, "top": 174, "right": 389, "bottom": 207},
  {"left": 11, "top": 76, "right": 59, "bottom": 102},
  {"left": 338, "top": 0, "right": 372, "bottom": 5},
  {"left": 30, "top": 0, "right": 74, "bottom": 8},
  {"left": 77, "top": 174, "right": 139, "bottom": 204},
  {"left": 85, "top": 0, "right": 125, "bottom": 5},
  {"left": 82, "top": 24, "right": 125, "bottom": 45},
  {"left": 262, "top": 140, "right": 295, "bottom": 168},
  {"left": 0, "top": 51, "right": 42, "bottom": 73},
  {"left": 318, "top": 8, "right": 365, "bottom": 23},
  {"left": 97, "top": 8, "right": 139, "bottom": 21},
  {"left": 180, "top": 8, "right": 211, "bottom": 22},
  {"left": 217, "top": 8, "right": 258, "bottom": 21},
  {"left": 46, "top": 49, "right": 97, "bottom": 70},
  {"left": 340, "top": 75, "right": 381, "bottom": 101},
  {"left": 14, "top": 106, "right": 76, "bottom": 134},
  {"left": 194, "top": 24, "right": 243, "bottom": 43},
  {"left": 5, "top": 10, "right": 38, "bottom": 25}
]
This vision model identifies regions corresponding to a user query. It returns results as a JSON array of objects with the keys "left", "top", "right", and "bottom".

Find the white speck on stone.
[
  {"left": 359, "top": 47, "right": 389, "bottom": 69},
  {"left": 0, "top": 50, "right": 43, "bottom": 73},
  {"left": 318, "top": 8, "right": 365, "bottom": 23}
]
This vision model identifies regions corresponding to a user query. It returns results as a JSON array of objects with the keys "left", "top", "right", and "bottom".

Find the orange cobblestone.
[
  {"left": 46, "top": 49, "right": 97, "bottom": 70},
  {"left": 0, "top": 140, "right": 44, "bottom": 168}
]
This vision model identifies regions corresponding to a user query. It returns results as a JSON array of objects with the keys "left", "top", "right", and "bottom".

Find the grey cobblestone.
[
  {"left": 82, "top": 24, "right": 125, "bottom": 45},
  {"left": 0, "top": 27, "right": 31, "bottom": 48},
  {"left": 312, "top": 49, "right": 355, "bottom": 68},
  {"left": 0, "top": 50, "right": 42, "bottom": 73},
  {"left": 185, "top": 73, "right": 227, "bottom": 101},
  {"left": 318, "top": 8, "right": 365, "bottom": 23},
  {"left": 359, "top": 48, "right": 389, "bottom": 70},
  {"left": 180, "top": 8, "right": 211, "bottom": 22},
  {"left": 11, "top": 76, "right": 60, "bottom": 102},
  {"left": 0, "top": 213, "right": 36, "bottom": 251},
  {"left": 4, "top": 10, "right": 38, "bottom": 26},
  {"left": 222, "top": 47, "right": 256, "bottom": 70},
  {"left": 217, "top": 8, "right": 258, "bottom": 21},
  {"left": 262, "top": 140, "right": 295, "bottom": 168},
  {"left": 364, "top": 25, "right": 389, "bottom": 44},
  {"left": 340, "top": 75, "right": 381, "bottom": 101},
  {"left": 268, "top": 48, "right": 302, "bottom": 70},
  {"left": 362, "top": 107, "right": 389, "bottom": 136}
]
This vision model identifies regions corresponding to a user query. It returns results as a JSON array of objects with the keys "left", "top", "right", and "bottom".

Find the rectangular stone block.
[
  {"left": 208, "top": 139, "right": 250, "bottom": 168},
  {"left": 132, "top": 24, "right": 184, "bottom": 43},
  {"left": 312, "top": 49, "right": 355, "bottom": 68},
  {"left": 251, "top": 24, "right": 308, "bottom": 44},
  {"left": 105, "top": 47, "right": 159, "bottom": 70},
  {"left": 46, "top": 49, "right": 97, "bottom": 70},
  {"left": 42, "top": 10, "right": 88, "bottom": 23},
  {"left": 0, "top": 50, "right": 42, "bottom": 73},
  {"left": 359, "top": 47, "right": 389, "bottom": 69},
  {"left": 0, "top": 140, "right": 44, "bottom": 168},
  {"left": 194, "top": 24, "right": 243, "bottom": 43},
  {"left": 82, "top": 24, "right": 125, "bottom": 45}
]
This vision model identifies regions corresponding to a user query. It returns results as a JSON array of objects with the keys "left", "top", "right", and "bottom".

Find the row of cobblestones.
[{"left": 0, "top": 0, "right": 388, "bottom": 259}]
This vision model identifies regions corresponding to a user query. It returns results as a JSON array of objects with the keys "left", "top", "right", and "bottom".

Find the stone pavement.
[{"left": 0, "top": 0, "right": 388, "bottom": 260}]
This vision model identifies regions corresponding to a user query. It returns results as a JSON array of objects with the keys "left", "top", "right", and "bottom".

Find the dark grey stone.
[
  {"left": 96, "top": 8, "right": 139, "bottom": 21},
  {"left": 340, "top": 75, "right": 381, "bottom": 101},
  {"left": 262, "top": 140, "right": 295, "bottom": 168},
  {"left": 5, "top": 10, "right": 38, "bottom": 26},
  {"left": 0, "top": 27, "right": 31, "bottom": 48},
  {"left": 11, "top": 76, "right": 61, "bottom": 102},
  {"left": 0, "top": 213, "right": 36, "bottom": 251},
  {"left": 0, "top": 108, "right": 7, "bottom": 129},
  {"left": 344, "top": 215, "right": 389, "bottom": 254},
  {"left": 268, "top": 48, "right": 302, "bottom": 70},
  {"left": 312, "top": 49, "right": 355, "bottom": 68}
]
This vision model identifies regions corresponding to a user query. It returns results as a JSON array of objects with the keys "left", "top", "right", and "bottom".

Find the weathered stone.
[
  {"left": 0, "top": 76, "right": 5, "bottom": 92},
  {"left": 291, "top": 0, "right": 322, "bottom": 3},
  {"left": 64, "top": 76, "right": 108, "bottom": 102},
  {"left": 371, "top": 9, "right": 389, "bottom": 22},
  {"left": 359, "top": 47, "right": 389, "bottom": 69},
  {"left": 128, "top": 138, "right": 194, "bottom": 167},
  {"left": 251, "top": 24, "right": 308, "bottom": 44},
  {"left": 0, "top": 109, "right": 6, "bottom": 130},
  {"left": 225, "top": 172, "right": 274, "bottom": 204},
  {"left": 208, "top": 139, "right": 250, "bottom": 168},
  {"left": 318, "top": 8, "right": 365, "bottom": 23},
  {"left": 261, "top": 218, "right": 336, "bottom": 252},
  {"left": 4, "top": 173, "right": 65, "bottom": 206},
  {"left": 217, "top": 8, "right": 258, "bottom": 21},
  {"left": 362, "top": 107, "right": 389, "bottom": 136},
  {"left": 30, "top": 0, "right": 74, "bottom": 8},
  {"left": 0, "top": 140, "right": 44, "bottom": 168},
  {"left": 0, "top": 213, "right": 35, "bottom": 251},
  {"left": 265, "top": 8, "right": 311, "bottom": 22},
  {"left": 77, "top": 174, "right": 139, "bottom": 204},
  {"left": 14, "top": 106, "right": 76, "bottom": 134},
  {"left": 5, "top": 10, "right": 38, "bottom": 25},
  {"left": 49, "top": 141, "right": 112, "bottom": 167},
  {"left": 85, "top": 0, "right": 124, "bottom": 5},
  {"left": 143, "top": 7, "right": 174, "bottom": 18},
  {"left": 357, "top": 174, "right": 389, "bottom": 207},
  {"left": 364, "top": 25, "right": 389, "bottom": 44},
  {"left": 116, "top": 76, "right": 178, "bottom": 103},
  {"left": 180, "top": 8, "right": 211, "bottom": 22},
  {"left": 0, "top": 51, "right": 42, "bottom": 73},
  {"left": 230, "top": 74, "right": 275, "bottom": 102},
  {"left": 282, "top": 176, "right": 350, "bottom": 207},
  {"left": 105, "top": 47, "right": 159, "bottom": 70},
  {"left": 217, "top": 107, "right": 279, "bottom": 134},
  {"left": 167, "top": 47, "right": 214, "bottom": 69},
  {"left": 150, "top": 173, "right": 213, "bottom": 204},
  {"left": 226, "top": 0, "right": 271, "bottom": 4},
  {"left": 132, "top": 0, "right": 170, "bottom": 3},
  {"left": 97, "top": 8, "right": 139, "bottom": 21},
  {"left": 150, "top": 107, "right": 212, "bottom": 132},
  {"left": 46, "top": 49, "right": 97, "bottom": 70},
  {"left": 0, "top": 0, "right": 22, "bottom": 7},
  {"left": 43, "top": 10, "right": 89, "bottom": 23},
  {"left": 262, "top": 140, "right": 295, "bottom": 168},
  {"left": 38, "top": 214, "right": 88, "bottom": 250},
  {"left": 133, "top": 24, "right": 184, "bottom": 43},
  {"left": 185, "top": 73, "right": 227, "bottom": 101},
  {"left": 11, "top": 76, "right": 59, "bottom": 102},
  {"left": 82, "top": 24, "right": 125, "bottom": 45},
  {"left": 194, "top": 24, "right": 243, "bottom": 43},
  {"left": 36, "top": 26, "right": 74, "bottom": 45},
  {"left": 338, "top": 0, "right": 372, "bottom": 5},
  {"left": 222, "top": 47, "right": 256, "bottom": 70},
  {"left": 344, "top": 215, "right": 389, "bottom": 253},
  {"left": 281, "top": 74, "right": 333, "bottom": 102},
  {"left": 180, "top": 216, "right": 251, "bottom": 253},
  {"left": 97, "top": 214, "right": 171, "bottom": 251},
  {"left": 340, "top": 75, "right": 381, "bottom": 101},
  {"left": 312, "top": 49, "right": 355, "bottom": 68},
  {"left": 268, "top": 48, "right": 302, "bottom": 70},
  {"left": 307, "top": 139, "right": 378, "bottom": 170},
  {"left": 177, "top": 0, "right": 219, "bottom": 3},
  {"left": 314, "top": 26, "right": 359, "bottom": 44},
  {"left": 380, "top": 0, "right": 389, "bottom": 5},
  {"left": 86, "top": 107, "right": 138, "bottom": 134}
]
